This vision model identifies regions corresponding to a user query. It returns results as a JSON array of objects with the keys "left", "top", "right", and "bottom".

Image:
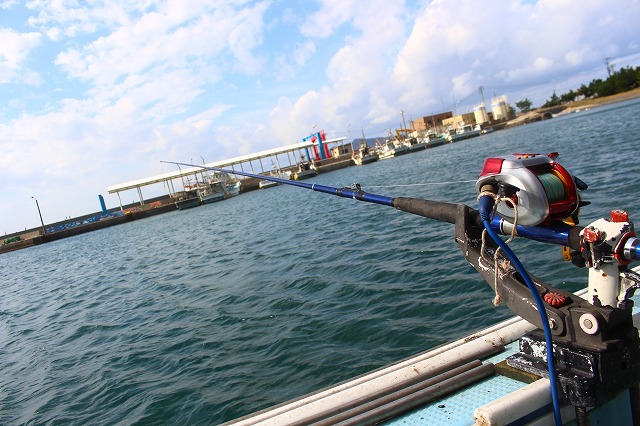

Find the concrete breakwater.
[
  {"left": 1, "top": 203, "right": 178, "bottom": 254},
  {"left": 1, "top": 156, "right": 357, "bottom": 254}
]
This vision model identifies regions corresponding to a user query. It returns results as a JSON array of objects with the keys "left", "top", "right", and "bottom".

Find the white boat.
[
  {"left": 226, "top": 256, "right": 640, "bottom": 426},
  {"left": 225, "top": 180, "right": 241, "bottom": 196},
  {"left": 445, "top": 123, "right": 482, "bottom": 142},
  {"left": 207, "top": 171, "right": 241, "bottom": 198},
  {"left": 475, "top": 123, "right": 494, "bottom": 134},
  {"left": 259, "top": 167, "right": 290, "bottom": 188},
  {"left": 406, "top": 137, "right": 428, "bottom": 152},
  {"left": 292, "top": 168, "right": 317, "bottom": 180},
  {"left": 227, "top": 277, "right": 639, "bottom": 425},
  {"left": 352, "top": 143, "right": 379, "bottom": 166},
  {"left": 377, "top": 140, "right": 409, "bottom": 160},
  {"left": 199, "top": 182, "right": 226, "bottom": 204},
  {"left": 424, "top": 129, "right": 446, "bottom": 147},
  {"left": 258, "top": 180, "right": 278, "bottom": 189},
  {"left": 292, "top": 159, "right": 317, "bottom": 180}
]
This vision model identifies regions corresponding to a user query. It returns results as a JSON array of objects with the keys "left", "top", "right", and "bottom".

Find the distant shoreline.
[
  {"left": 507, "top": 87, "right": 640, "bottom": 126},
  {"left": 557, "top": 87, "right": 640, "bottom": 113}
]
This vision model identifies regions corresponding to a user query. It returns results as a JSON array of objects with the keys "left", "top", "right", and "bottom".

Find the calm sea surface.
[{"left": 2, "top": 99, "right": 640, "bottom": 425}]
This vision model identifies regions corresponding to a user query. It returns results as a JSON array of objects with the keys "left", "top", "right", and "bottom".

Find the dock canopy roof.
[{"left": 107, "top": 137, "right": 346, "bottom": 194}]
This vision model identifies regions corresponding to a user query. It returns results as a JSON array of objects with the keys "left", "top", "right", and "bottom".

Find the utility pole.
[
  {"left": 604, "top": 57, "right": 614, "bottom": 77},
  {"left": 31, "top": 196, "right": 46, "bottom": 235}
]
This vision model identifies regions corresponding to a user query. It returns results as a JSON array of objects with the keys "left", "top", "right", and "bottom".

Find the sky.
[{"left": 1, "top": 0, "right": 640, "bottom": 234}]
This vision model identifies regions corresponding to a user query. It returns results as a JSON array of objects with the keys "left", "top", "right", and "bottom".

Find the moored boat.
[
  {"left": 175, "top": 182, "right": 204, "bottom": 209},
  {"left": 175, "top": 193, "right": 201, "bottom": 210},
  {"left": 407, "top": 137, "right": 428, "bottom": 152},
  {"left": 175, "top": 198, "right": 200, "bottom": 210},
  {"left": 424, "top": 129, "right": 446, "bottom": 147},
  {"left": 259, "top": 167, "right": 290, "bottom": 188},
  {"left": 199, "top": 184, "right": 226, "bottom": 204},
  {"left": 377, "top": 139, "right": 409, "bottom": 160},
  {"left": 352, "top": 142, "right": 379, "bottom": 165},
  {"left": 292, "top": 169, "right": 317, "bottom": 180},
  {"left": 258, "top": 179, "right": 279, "bottom": 189},
  {"left": 292, "top": 158, "right": 317, "bottom": 180},
  {"left": 445, "top": 123, "right": 482, "bottom": 142},
  {"left": 207, "top": 171, "right": 241, "bottom": 198},
  {"left": 225, "top": 180, "right": 241, "bottom": 196}
]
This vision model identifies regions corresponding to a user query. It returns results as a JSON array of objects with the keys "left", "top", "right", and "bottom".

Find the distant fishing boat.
[
  {"left": 424, "top": 129, "right": 446, "bottom": 147},
  {"left": 406, "top": 137, "right": 427, "bottom": 152},
  {"left": 292, "top": 156, "right": 317, "bottom": 180},
  {"left": 175, "top": 183, "right": 202, "bottom": 210},
  {"left": 352, "top": 142, "right": 379, "bottom": 166},
  {"left": 207, "top": 171, "right": 241, "bottom": 198},
  {"left": 199, "top": 181, "right": 226, "bottom": 204},
  {"left": 225, "top": 180, "right": 241, "bottom": 196},
  {"left": 377, "top": 139, "right": 409, "bottom": 160},
  {"left": 475, "top": 123, "right": 494, "bottom": 134},
  {"left": 258, "top": 179, "right": 278, "bottom": 189},
  {"left": 259, "top": 167, "right": 290, "bottom": 189},
  {"left": 444, "top": 123, "right": 482, "bottom": 142}
]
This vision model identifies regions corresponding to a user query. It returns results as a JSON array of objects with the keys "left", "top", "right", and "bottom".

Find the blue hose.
[{"left": 478, "top": 195, "right": 563, "bottom": 426}]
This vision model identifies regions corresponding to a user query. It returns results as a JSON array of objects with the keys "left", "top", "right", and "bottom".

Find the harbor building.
[
  {"left": 491, "top": 95, "right": 510, "bottom": 121},
  {"left": 442, "top": 112, "right": 477, "bottom": 129},
  {"left": 331, "top": 142, "right": 354, "bottom": 157},
  {"left": 473, "top": 103, "right": 490, "bottom": 124},
  {"left": 412, "top": 112, "right": 453, "bottom": 133}
]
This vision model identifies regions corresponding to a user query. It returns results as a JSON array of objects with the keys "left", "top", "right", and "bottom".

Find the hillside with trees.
[{"left": 540, "top": 65, "right": 640, "bottom": 108}]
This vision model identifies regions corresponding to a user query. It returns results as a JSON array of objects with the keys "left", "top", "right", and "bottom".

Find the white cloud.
[{"left": 0, "top": 29, "right": 41, "bottom": 83}]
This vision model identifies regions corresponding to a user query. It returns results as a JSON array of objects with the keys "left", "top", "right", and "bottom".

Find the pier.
[{"left": 106, "top": 137, "right": 347, "bottom": 209}]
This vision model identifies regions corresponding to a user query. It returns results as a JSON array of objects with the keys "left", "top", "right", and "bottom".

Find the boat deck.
[{"left": 384, "top": 329, "right": 634, "bottom": 425}]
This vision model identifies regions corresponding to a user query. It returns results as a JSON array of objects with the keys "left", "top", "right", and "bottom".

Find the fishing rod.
[
  {"left": 165, "top": 153, "right": 640, "bottom": 425},
  {"left": 161, "top": 160, "right": 589, "bottom": 252}
]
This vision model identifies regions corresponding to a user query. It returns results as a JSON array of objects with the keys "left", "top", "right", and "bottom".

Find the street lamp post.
[{"left": 31, "top": 196, "right": 46, "bottom": 235}]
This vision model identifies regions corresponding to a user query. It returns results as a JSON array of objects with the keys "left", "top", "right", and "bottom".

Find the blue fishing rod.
[{"left": 161, "top": 160, "right": 590, "bottom": 252}]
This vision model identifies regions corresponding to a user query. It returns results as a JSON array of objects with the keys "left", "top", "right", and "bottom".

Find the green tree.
[
  {"left": 542, "top": 90, "right": 560, "bottom": 108},
  {"left": 515, "top": 98, "right": 533, "bottom": 112},
  {"left": 560, "top": 90, "right": 576, "bottom": 104},
  {"left": 577, "top": 84, "right": 593, "bottom": 99},
  {"left": 543, "top": 65, "right": 640, "bottom": 108}
]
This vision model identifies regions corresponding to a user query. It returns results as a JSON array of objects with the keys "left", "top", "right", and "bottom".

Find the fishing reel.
[{"left": 476, "top": 152, "right": 587, "bottom": 226}]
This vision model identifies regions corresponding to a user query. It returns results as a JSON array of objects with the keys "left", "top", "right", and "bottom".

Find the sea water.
[{"left": 1, "top": 98, "right": 639, "bottom": 425}]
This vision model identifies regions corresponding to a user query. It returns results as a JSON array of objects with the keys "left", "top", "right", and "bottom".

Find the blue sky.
[{"left": 1, "top": 0, "right": 640, "bottom": 234}]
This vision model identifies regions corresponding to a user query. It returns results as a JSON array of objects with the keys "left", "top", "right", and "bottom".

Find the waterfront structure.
[
  {"left": 473, "top": 103, "right": 490, "bottom": 124},
  {"left": 442, "top": 112, "right": 477, "bottom": 130},
  {"left": 412, "top": 112, "right": 453, "bottom": 133},
  {"left": 491, "top": 95, "right": 510, "bottom": 121},
  {"left": 330, "top": 142, "right": 354, "bottom": 157},
  {"left": 107, "top": 137, "right": 346, "bottom": 211}
]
